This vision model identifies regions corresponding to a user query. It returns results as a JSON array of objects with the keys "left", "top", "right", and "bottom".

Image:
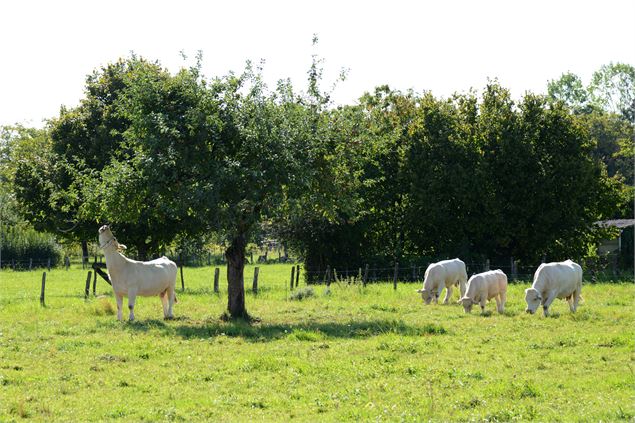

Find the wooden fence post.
[
  {"left": 295, "top": 265, "right": 300, "bottom": 288},
  {"left": 29, "top": 258, "right": 32, "bottom": 271},
  {"left": 213, "top": 267, "right": 220, "bottom": 293},
  {"left": 290, "top": 266, "right": 295, "bottom": 291},
  {"left": 40, "top": 272, "right": 46, "bottom": 306},
  {"left": 411, "top": 264, "right": 417, "bottom": 282},
  {"left": 393, "top": 262, "right": 399, "bottom": 290},
  {"left": 326, "top": 266, "right": 332, "bottom": 287},
  {"left": 93, "top": 268, "right": 97, "bottom": 292},
  {"left": 85, "top": 271, "right": 92, "bottom": 299},
  {"left": 252, "top": 267, "right": 259, "bottom": 293},
  {"left": 179, "top": 254, "right": 185, "bottom": 292},
  {"left": 511, "top": 257, "right": 517, "bottom": 281},
  {"left": 485, "top": 259, "right": 490, "bottom": 271},
  {"left": 363, "top": 264, "right": 369, "bottom": 287}
]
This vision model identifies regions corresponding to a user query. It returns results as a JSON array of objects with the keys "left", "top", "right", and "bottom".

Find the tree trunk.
[
  {"left": 136, "top": 243, "right": 148, "bottom": 261},
  {"left": 226, "top": 233, "right": 248, "bottom": 319},
  {"left": 81, "top": 240, "right": 89, "bottom": 266}
]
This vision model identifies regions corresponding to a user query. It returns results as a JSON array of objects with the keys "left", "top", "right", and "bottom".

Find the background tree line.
[{"left": 1, "top": 54, "right": 632, "bottom": 318}]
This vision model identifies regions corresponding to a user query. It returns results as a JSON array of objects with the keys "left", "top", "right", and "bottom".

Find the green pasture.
[{"left": 0, "top": 264, "right": 633, "bottom": 422}]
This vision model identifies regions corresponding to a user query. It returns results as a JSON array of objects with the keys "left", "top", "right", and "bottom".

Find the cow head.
[
  {"left": 524, "top": 288, "right": 542, "bottom": 314},
  {"left": 416, "top": 288, "right": 433, "bottom": 304},
  {"left": 98, "top": 225, "right": 125, "bottom": 252},
  {"left": 458, "top": 296, "right": 474, "bottom": 313}
]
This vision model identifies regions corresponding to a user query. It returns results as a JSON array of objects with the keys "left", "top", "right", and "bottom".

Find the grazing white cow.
[
  {"left": 525, "top": 260, "right": 582, "bottom": 317},
  {"left": 458, "top": 269, "right": 508, "bottom": 314},
  {"left": 416, "top": 258, "right": 468, "bottom": 304},
  {"left": 98, "top": 225, "right": 178, "bottom": 321}
]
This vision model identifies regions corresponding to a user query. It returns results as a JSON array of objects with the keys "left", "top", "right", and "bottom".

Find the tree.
[
  {"left": 13, "top": 57, "right": 215, "bottom": 259},
  {"left": 588, "top": 62, "right": 635, "bottom": 122},
  {"left": 547, "top": 72, "right": 590, "bottom": 113}
]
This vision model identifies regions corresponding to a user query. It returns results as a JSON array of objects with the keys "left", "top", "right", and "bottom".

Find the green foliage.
[
  {"left": 0, "top": 224, "right": 61, "bottom": 266},
  {"left": 588, "top": 62, "right": 635, "bottom": 121},
  {"left": 547, "top": 71, "right": 590, "bottom": 113},
  {"left": 285, "top": 82, "right": 620, "bottom": 271}
]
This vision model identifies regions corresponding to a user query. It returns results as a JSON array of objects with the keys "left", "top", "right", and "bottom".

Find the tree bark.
[
  {"left": 226, "top": 233, "right": 248, "bottom": 319},
  {"left": 81, "top": 240, "right": 89, "bottom": 267}
]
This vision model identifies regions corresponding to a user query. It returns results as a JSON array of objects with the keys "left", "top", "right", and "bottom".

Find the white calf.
[
  {"left": 458, "top": 269, "right": 508, "bottom": 314},
  {"left": 98, "top": 225, "right": 178, "bottom": 321},
  {"left": 416, "top": 258, "right": 468, "bottom": 304}
]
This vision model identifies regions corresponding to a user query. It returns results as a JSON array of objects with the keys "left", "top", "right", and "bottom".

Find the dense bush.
[{"left": 0, "top": 225, "right": 62, "bottom": 268}]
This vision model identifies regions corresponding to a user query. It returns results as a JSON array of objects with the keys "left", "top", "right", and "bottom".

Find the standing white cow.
[
  {"left": 525, "top": 260, "right": 582, "bottom": 317},
  {"left": 416, "top": 258, "right": 468, "bottom": 304},
  {"left": 98, "top": 225, "right": 178, "bottom": 321},
  {"left": 458, "top": 269, "right": 508, "bottom": 314}
]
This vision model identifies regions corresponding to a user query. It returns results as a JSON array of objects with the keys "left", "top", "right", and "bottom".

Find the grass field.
[{"left": 0, "top": 264, "right": 633, "bottom": 422}]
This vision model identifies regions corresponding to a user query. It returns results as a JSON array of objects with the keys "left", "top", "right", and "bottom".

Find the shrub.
[{"left": 1, "top": 225, "right": 61, "bottom": 269}]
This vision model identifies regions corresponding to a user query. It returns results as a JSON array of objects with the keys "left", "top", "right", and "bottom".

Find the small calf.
[{"left": 458, "top": 269, "right": 508, "bottom": 314}]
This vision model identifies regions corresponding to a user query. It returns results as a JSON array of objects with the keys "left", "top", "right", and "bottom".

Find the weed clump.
[
  {"left": 289, "top": 287, "right": 315, "bottom": 301},
  {"left": 93, "top": 298, "right": 115, "bottom": 316}
]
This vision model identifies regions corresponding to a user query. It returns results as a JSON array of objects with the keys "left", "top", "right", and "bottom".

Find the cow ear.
[{"left": 118, "top": 243, "right": 127, "bottom": 251}]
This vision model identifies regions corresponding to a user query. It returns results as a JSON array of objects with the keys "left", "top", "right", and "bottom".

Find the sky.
[{"left": 0, "top": 0, "right": 634, "bottom": 127}]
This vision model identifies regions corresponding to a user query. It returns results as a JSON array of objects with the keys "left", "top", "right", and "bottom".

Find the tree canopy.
[{"left": 8, "top": 55, "right": 631, "bottom": 317}]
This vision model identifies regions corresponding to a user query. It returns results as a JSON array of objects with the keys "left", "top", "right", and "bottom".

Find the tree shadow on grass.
[{"left": 124, "top": 318, "right": 448, "bottom": 342}]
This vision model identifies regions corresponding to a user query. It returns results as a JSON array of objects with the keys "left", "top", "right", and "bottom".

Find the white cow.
[
  {"left": 98, "top": 225, "right": 178, "bottom": 321},
  {"left": 525, "top": 260, "right": 582, "bottom": 317},
  {"left": 458, "top": 269, "right": 508, "bottom": 314},
  {"left": 416, "top": 258, "right": 468, "bottom": 304}
]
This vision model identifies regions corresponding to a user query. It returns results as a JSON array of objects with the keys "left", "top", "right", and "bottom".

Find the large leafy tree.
[{"left": 588, "top": 62, "right": 635, "bottom": 122}]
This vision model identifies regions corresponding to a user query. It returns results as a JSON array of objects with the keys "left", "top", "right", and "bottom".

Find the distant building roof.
[{"left": 596, "top": 219, "right": 635, "bottom": 229}]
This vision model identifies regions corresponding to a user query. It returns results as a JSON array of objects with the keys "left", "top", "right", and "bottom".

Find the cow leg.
[
  {"left": 497, "top": 292, "right": 506, "bottom": 314},
  {"left": 116, "top": 293, "right": 124, "bottom": 321},
  {"left": 160, "top": 290, "right": 169, "bottom": 318},
  {"left": 571, "top": 288, "right": 581, "bottom": 312},
  {"left": 480, "top": 297, "right": 487, "bottom": 314},
  {"left": 128, "top": 289, "right": 137, "bottom": 321},
  {"left": 443, "top": 285, "right": 452, "bottom": 304},
  {"left": 167, "top": 285, "right": 175, "bottom": 319},
  {"left": 542, "top": 292, "right": 557, "bottom": 317}
]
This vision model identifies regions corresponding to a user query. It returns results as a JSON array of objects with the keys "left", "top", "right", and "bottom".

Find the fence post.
[
  {"left": 85, "top": 271, "right": 92, "bottom": 299},
  {"left": 290, "top": 266, "right": 295, "bottom": 291},
  {"left": 510, "top": 257, "right": 517, "bottom": 281},
  {"left": 179, "top": 254, "right": 185, "bottom": 292},
  {"left": 326, "top": 266, "right": 332, "bottom": 287},
  {"left": 252, "top": 267, "right": 259, "bottom": 293},
  {"left": 213, "top": 267, "right": 219, "bottom": 293},
  {"left": 93, "top": 267, "right": 97, "bottom": 295},
  {"left": 47, "top": 258, "right": 51, "bottom": 271},
  {"left": 29, "top": 258, "right": 32, "bottom": 271},
  {"left": 485, "top": 259, "right": 490, "bottom": 271},
  {"left": 295, "top": 265, "right": 300, "bottom": 288},
  {"left": 363, "top": 264, "right": 369, "bottom": 287},
  {"left": 40, "top": 272, "right": 46, "bottom": 306},
  {"left": 393, "top": 262, "right": 399, "bottom": 290}
]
